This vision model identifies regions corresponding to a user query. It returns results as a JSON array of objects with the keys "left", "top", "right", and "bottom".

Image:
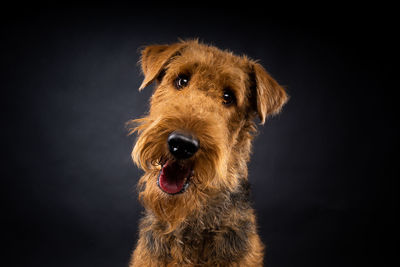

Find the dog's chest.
[
  {"left": 145, "top": 219, "right": 252, "bottom": 265},
  {"left": 143, "top": 180, "right": 254, "bottom": 264}
]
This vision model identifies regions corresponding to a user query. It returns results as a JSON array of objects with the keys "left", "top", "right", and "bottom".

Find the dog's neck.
[{"left": 140, "top": 178, "right": 254, "bottom": 265}]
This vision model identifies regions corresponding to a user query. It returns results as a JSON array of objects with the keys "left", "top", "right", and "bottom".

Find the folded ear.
[
  {"left": 252, "top": 63, "right": 288, "bottom": 124},
  {"left": 139, "top": 43, "right": 187, "bottom": 90}
]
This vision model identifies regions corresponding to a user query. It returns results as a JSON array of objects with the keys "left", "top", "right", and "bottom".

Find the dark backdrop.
[{"left": 3, "top": 6, "right": 396, "bottom": 267}]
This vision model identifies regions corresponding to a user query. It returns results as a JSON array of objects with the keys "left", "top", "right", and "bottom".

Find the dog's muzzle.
[{"left": 157, "top": 131, "right": 199, "bottom": 195}]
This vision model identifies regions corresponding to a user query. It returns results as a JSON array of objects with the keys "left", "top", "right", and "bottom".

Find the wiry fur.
[{"left": 128, "top": 40, "right": 287, "bottom": 267}]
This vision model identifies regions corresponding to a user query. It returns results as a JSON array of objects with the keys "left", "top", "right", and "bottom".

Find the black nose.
[{"left": 167, "top": 131, "right": 199, "bottom": 159}]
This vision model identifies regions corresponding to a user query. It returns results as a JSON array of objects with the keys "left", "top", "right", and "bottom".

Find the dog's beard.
[{"left": 129, "top": 115, "right": 236, "bottom": 227}]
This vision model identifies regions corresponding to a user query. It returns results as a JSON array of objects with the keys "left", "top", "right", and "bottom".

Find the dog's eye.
[
  {"left": 222, "top": 89, "right": 236, "bottom": 106},
  {"left": 174, "top": 74, "right": 190, "bottom": 89}
]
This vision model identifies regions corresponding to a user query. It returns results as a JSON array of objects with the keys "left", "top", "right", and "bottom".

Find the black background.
[{"left": 3, "top": 6, "right": 397, "bottom": 267}]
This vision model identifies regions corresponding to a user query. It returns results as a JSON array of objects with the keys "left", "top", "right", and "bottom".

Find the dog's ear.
[
  {"left": 139, "top": 43, "right": 187, "bottom": 90},
  {"left": 251, "top": 63, "right": 288, "bottom": 124}
]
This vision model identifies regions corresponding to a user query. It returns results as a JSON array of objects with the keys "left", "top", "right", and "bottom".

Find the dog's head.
[{"left": 129, "top": 40, "right": 287, "bottom": 223}]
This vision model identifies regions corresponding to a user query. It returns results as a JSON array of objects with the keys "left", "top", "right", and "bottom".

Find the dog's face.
[{"left": 129, "top": 41, "right": 287, "bottom": 223}]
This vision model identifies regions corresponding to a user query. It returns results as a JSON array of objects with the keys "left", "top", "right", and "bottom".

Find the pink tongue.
[{"left": 159, "top": 161, "right": 190, "bottom": 194}]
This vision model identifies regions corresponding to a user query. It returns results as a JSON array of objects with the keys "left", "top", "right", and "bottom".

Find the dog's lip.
[{"left": 157, "top": 160, "right": 193, "bottom": 195}]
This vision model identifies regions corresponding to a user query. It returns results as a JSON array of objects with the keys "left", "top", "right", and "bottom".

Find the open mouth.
[{"left": 157, "top": 160, "right": 193, "bottom": 195}]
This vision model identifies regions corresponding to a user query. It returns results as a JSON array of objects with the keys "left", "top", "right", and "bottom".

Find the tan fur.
[{"left": 128, "top": 40, "right": 287, "bottom": 266}]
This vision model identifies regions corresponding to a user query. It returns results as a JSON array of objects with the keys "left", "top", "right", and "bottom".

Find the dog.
[{"left": 128, "top": 40, "right": 287, "bottom": 266}]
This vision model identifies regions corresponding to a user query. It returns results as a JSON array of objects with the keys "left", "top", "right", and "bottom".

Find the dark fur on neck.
[{"left": 138, "top": 179, "right": 256, "bottom": 266}]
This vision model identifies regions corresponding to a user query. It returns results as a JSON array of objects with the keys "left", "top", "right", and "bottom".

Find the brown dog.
[{"left": 128, "top": 40, "right": 287, "bottom": 266}]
